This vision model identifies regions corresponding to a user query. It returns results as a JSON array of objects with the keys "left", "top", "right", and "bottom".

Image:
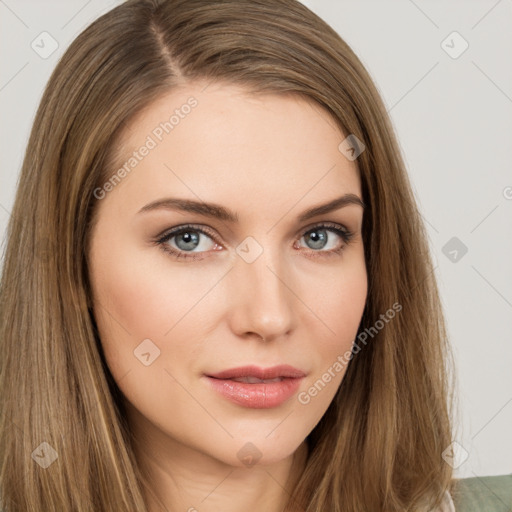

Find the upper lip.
[{"left": 206, "top": 365, "right": 306, "bottom": 380}]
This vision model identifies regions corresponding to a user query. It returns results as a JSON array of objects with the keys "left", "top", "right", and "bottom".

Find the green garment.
[{"left": 451, "top": 474, "right": 512, "bottom": 511}]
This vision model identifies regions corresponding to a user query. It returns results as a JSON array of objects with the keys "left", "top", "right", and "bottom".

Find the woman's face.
[{"left": 88, "top": 82, "right": 367, "bottom": 468}]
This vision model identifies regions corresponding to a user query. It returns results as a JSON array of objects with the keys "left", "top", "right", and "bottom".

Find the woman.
[{"left": 1, "top": 0, "right": 509, "bottom": 510}]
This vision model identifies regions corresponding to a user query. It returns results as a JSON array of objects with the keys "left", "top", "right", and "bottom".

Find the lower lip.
[{"left": 205, "top": 376, "right": 303, "bottom": 408}]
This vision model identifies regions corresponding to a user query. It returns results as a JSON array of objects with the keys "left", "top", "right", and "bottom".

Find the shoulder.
[{"left": 449, "top": 473, "right": 512, "bottom": 512}]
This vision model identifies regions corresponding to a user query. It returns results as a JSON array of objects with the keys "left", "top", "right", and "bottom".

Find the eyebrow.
[{"left": 137, "top": 193, "right": 365, "bottom": 222}]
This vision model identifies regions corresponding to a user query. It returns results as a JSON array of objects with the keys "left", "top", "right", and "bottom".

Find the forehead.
[{"left": 102, "top": 82, "right": 362, "bottom": 218}]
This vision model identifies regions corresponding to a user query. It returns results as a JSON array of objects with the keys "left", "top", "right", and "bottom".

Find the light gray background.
[{"left": 0, "top": 0, "right": 511, "bottom": 479}]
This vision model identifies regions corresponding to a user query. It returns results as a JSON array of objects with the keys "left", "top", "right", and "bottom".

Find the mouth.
[
  {"left": 204, "top": 365, "right": 307, "bottom": 409},
  {"left": 223, "top": 376, "right": 284, "bottom": 384},
  {"left": 206, "top": 364, "right": 307, "bottom": 380}
]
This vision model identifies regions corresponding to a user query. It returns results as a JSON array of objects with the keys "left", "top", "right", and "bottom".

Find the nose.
[{"left": 227, "top": 245, "right": 297, "bottom": 343}]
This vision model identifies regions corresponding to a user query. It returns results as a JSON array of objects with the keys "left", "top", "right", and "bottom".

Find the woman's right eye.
[{"left": 156, "top": 225, "right": 221, "bottom": 260}]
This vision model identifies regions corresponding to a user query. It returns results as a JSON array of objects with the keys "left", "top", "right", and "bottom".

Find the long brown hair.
[{"left": 0, "top": 0, "right": 457, "bottom": 510}]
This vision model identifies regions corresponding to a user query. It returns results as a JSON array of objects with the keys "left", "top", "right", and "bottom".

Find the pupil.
[
  {"left": 308, "top": 229, "right": 327, "bottom": 249},
  {"left": 177, "top": 231, "right": 199, "bottom": 250}
]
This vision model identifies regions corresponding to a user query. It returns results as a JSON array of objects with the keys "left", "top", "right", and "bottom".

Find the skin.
[{"left": 88, "top": 82, "right": 367, "bottom": 512}]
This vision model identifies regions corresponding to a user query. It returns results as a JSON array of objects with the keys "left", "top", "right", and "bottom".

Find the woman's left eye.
[
  {"left": 298, "top": 224, "right": 354, "bottom": 254},
  {"left": 155, "top": 223, "right": 354, "bottom": 261}
]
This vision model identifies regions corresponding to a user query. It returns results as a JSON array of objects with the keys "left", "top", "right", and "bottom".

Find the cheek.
[
  {"left": 315, "top": 253, "right": 368, "bottom": 346},
  {"left": 88, "top": 243, "right": 228, "bottom": 377},
  {"left": 91, "top": 239, "right": 214, "bottom": 333},
  {"left": 300, "top": 253, "right": 367, "bottom": 399},
  {"left": 88, "top": 253, "right": 219, "bottom": 430}
]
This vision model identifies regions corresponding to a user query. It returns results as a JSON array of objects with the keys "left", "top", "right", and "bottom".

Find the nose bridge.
[{"left": 230, "top": 239, "right": 296, "bottom": 340}]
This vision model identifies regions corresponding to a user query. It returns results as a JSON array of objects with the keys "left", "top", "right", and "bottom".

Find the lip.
[
  {"left": 204, "top": 365, "right": 306, "bottom": 409},
  {"left": 207, "top": 364, "right": 306, "bottom": 380}
]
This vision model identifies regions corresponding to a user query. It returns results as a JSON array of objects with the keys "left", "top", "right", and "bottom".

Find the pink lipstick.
[{"left": 204, "top": 365, "right": 306, "bottom": 409}]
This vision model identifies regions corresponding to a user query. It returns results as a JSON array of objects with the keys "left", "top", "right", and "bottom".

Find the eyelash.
[{"left": 154, "top": 222, "right": 354, "bottom": 261}]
